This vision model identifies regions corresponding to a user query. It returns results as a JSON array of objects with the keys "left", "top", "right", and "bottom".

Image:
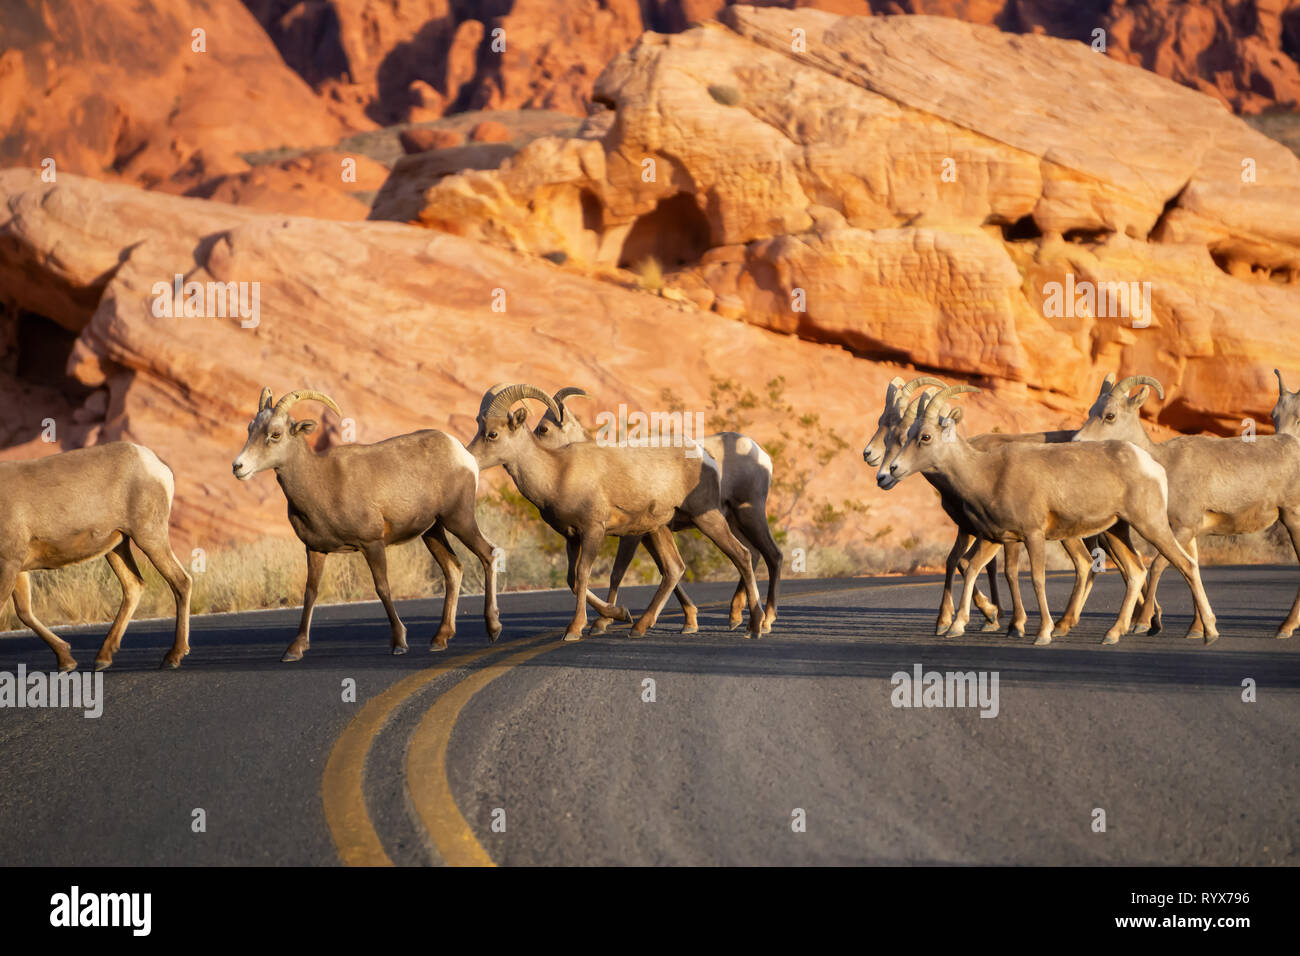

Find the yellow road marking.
[
  {"left": 323, "top": 575, "right": 985, "bottom": 866},
  {"left": 322, "top": 638, "right": 545, "bottom": 866},
  {"left": 405, "top": 641, "right": 564, "bottom": 866}
]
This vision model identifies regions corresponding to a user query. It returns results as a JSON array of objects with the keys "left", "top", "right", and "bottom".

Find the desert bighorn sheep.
[
  {"left": 232, "top": 388, "right": 501, "bottom": 660},
  {"left": 0, "top": 442, "right": 192, "bottom": 672},
  {"left": 869, "top": 377, "right": 1149, "bottom": 638},
  {"left": 1076, "top": 373, "right": 1300, "bottom": 639},
  {"left": 468, "top": 383, "right": 764, "bottom": 640},
  {"left": 534, "top": 387, "right": 782, "bottom": 634},
  {"left": 886, "top": 385, "right": 1218, "bottom": 645}
]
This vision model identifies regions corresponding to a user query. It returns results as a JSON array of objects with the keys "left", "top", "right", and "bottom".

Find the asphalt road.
[{"left": 1, "top": 566, "right": 1296, "bottom": 866}]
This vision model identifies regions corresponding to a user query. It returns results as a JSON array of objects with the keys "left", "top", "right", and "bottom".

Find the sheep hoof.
[
  {"left": 430, "top": 642, "right": 448, "bottom": 653},
  {"left": 629, "top": 628, "right": 648, "bottom": 639},
  {"left": 59, "top": 660, "right": 79, "bottom": 673},
  {"left": 761, "top": 621, "right": 773, "bottom": 635},
  {"left": 487, "top": 625, "right": 502, "bottom": 644},
  {"left": 981, "top": 620, "right": 1000, "bottom": 632},
  {"left": 281, "top": 651, "right": 303, "bottom": 663},
  {"left": 1033, "top": 634, "right": 1052, "bottom": 646},
  {"left": 1101, "top": 633, "right": 1119, "bottom": 645},
  {"left": 1184, "top": 631, "right": 1203, "bottom": 640},
  {"left": 1203, "top": 632, "right": 1220, "bottom": 646},
  {"left": 728, "top": 618, "right": 743, "bottom": 631},
  {"left": 935, "top": 623, "right": 951, "bottom": 636},
  {"left": 391, "top": 645, "right": 408, "bottom": 656},
  {"left": 92, "top": 660, "right": 111, "bottom": 672},
  {"left": 1274, "top": 629, "right": 1293, "bottom": 639},
  {"left": 1052, "top": 625, "right": 1072, "bottom": 638},
  {"left": 161, "top": 656, "right": 183, "bottom": 670},
  {"left": 680, "top": 624, "right": 699, "bottom": 635},
  {"left": 745, "top": 629, "right": 761, "bottom": 640},
  {"left": 562, "top": 632, "right": 583, "bottom": 643}
]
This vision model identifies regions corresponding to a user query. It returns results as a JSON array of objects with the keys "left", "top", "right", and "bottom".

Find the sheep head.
[
  {"left": 233, "top": 388, "right": 342, "bottom": 479},
  {"left": 1072, "top": 374, "right": 1164, "bottom": 443},
  {"left": 469, "top": 383, "right": 561, "bottom": 469}
]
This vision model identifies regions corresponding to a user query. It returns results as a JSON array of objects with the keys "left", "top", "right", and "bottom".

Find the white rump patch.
[
  {"left": 1127, "top": 443, "right": 1167, "bottom": 504},
  {"left": 134, "top": 444, "right": 175, "bottom": 503},
  {"left": 451, "top": 436, "right": 479, "bottom": 487}
]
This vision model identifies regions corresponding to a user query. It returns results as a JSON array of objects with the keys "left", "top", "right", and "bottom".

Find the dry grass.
[{"left": 632, "top": 255, "right": 664, "bottom": 293}]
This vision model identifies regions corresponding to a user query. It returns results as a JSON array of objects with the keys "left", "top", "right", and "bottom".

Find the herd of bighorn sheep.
[{"left": 4, "top": 372, "right": 1299, "bottom": 669}]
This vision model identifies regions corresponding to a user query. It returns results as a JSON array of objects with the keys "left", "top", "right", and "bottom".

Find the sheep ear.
[
  {"left": 885, "top": 376, "right": 905, "bottom": 404},
  {"left": 509, "top": 407, "right": 528, "bottom": 430},
  {"left": 1101, "top": 372, "right": 1116, "bottom": 395},
  {"left": 291, "top": 419, "right": 317, "bottom": 435},
  {"left": 1130, "top": 385, "right": 1151, "bottom": 407},
  {"left": 258, "top": 386, "right": 273, "bottom": 411}
]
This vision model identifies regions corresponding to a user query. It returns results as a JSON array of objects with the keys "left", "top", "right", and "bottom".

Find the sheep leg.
[
  {"left": 732, "top": 503, "right": 782, "bottom": 632},
  {"left": 10, "top": 569, "right": 77, "bottom": 672},
  {"left": 629, "top": 526, "right": 685, "bottom": 637},
  {"left": 441, "top": 508, "right": 502, "bottom": 643},
  {"left": 589, "top": 535, "right": 641, "bottom": 636},
  {"left": 564, "top": 528, "right": 603, "bottom": 641},
  {"left": 1026, "top": 532, "right": 1055, "bottom": 646},
  {"left": 131, "top": 530, "right": 193, "bottom": 669},
  {"left": 564, "top": 536, "right": 631, "bottom": 624},
  {"left": 1053, "top": 537, "right": 1092, "bottom": 637},
  {"left": 980, "top": 549, "right": 1001, "bottom": 631},
  {"left": 1100, "top": 531, "right": 1147, "bottom": 645},
  {"left": 1129, "top": 520, "right": 1217, "bottom": 644},
  {"left": 946, "top": 538, "right": 999, "bottom": 637},
  {"left": 282, "top": 549, "right": 326, "bottom": 662},
  {"left": 360, "top": 542, "right": 408, "bottom": 655},
  {"left": 1136, "top": 553, "right": 1169, "bottom": 635},
  {"left": 1109, "top": 522, "right": 1159, "bottom": 632},
  {"left": 937, "top": 531, "right": 966, "bottom": 634},
  {"left": 1001, "top": 539, "right": 1027, "bottom": 637},
  {"left": 421, "top": 523, "right": 463, "bottom": 651},
  {"left": 693, "top": 509, "right": 762, "bottom": 639},
  {"left": 1274, "top": 507, "right": 1300, "bottom": 638},
  {"left": 1183, "top": 537, "right": 1205, "bottom": 638},
  {"left": 94, "top": 541, "right": 145, "bottom": 671},
  {"left": 726, "top": 523, "right": 759, "bottom": 631}
]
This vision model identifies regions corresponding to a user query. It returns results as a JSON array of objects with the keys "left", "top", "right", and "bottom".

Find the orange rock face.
[
  {"left": 394, "top": 9, "right": 1300, "bottom": 437},
  {"left": 0, "top": 0, "right": 350, "bottom": 193}
]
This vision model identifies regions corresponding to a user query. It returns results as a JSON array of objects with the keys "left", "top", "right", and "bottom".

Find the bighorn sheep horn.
[
  {"left": 1276, "top": 368, "right": 1290, "bottom": 398},
  {"left": 1112, "top": 375, "right": 1164, "bottom": 400},
  {"left": 924, "top": 384, "right": 981, "bottom": 421},
  {"left": 895, "top": 376, "right": 948, "bottom": 408},
  {"left": 553, "top": 387, "right": 589, "bottom": 423},
  {"left": 484, "top": 383, "right": 562, "bottom": 423},
  {"left": 274, "top": 389, "right": 342, "bottom": 417}
]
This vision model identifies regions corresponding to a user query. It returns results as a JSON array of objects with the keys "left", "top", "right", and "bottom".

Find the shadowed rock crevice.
[{"left": 618, "top": 193, "right": 712, "bottom": 269}]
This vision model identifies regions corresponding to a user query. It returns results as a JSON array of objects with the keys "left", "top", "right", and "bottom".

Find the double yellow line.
[{"left": 321, "top": 635, "right": 562, "bottom": 866}]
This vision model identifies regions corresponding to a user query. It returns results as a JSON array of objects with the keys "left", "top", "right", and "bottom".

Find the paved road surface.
[{"left": 1, "top": 567, "right": 1296, "bottom": 865}]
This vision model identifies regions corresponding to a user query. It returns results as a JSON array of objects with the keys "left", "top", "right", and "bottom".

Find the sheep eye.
[
  {"left": 538, "top": 425, "right": 548, "bottom": 434},
  {"left": 268, "top": 432, "right": 281, "bottom": 442},
  {"left": 487, "top": 431, "right": 499, "bottom": 441},
  {"left": 1104, "top": 413, "right": 1116, "bottom": 422}
]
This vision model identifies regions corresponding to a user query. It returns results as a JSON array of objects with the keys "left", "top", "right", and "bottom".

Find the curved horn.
[
  {"left": 924, "top": 384, "right": 981, "bottom": 420},
  {"left": 553, "top": 386, "right": 588, "bottom": 423},
  {"left": 483, "top": 383, "right": 561, "bottom": 423},
  {"left": 273, "top": 389, "right": 342, "bottom": 418},
  {"left": 1112, "top": 375, "right": 1164, "bottom": 400},
  {"left": 257, "top": 387, "right": 273, "bottom": 412},
  {"left": 895, "top": 376, "right": 948, "bottom": 406},
  {"left": 1276, "top": 368, "right": 1289, "bottom": 398},
  {"left": 900, "top": 388, "right": 935, "bottom": 429}
]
